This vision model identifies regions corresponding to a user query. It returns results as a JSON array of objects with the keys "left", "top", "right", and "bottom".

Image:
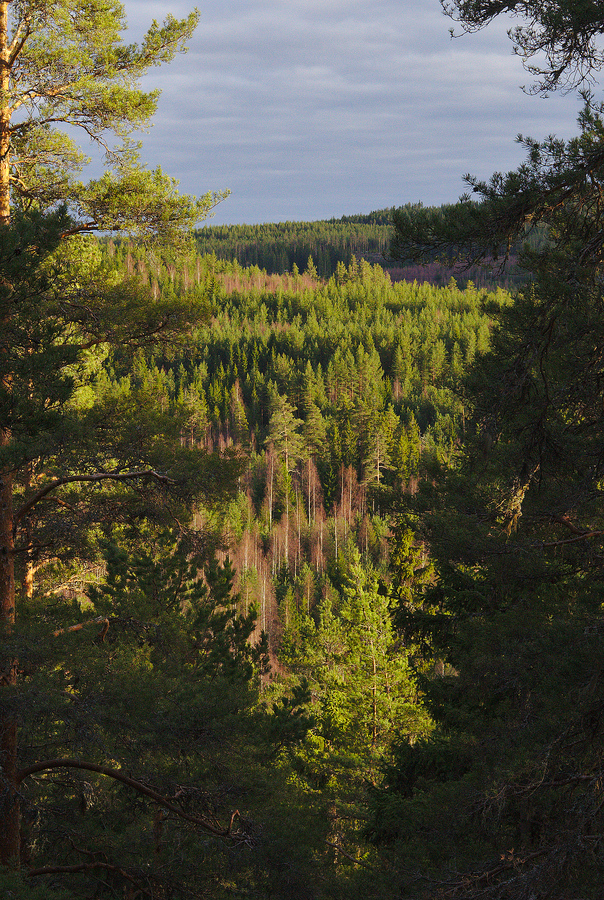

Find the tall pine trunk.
[
  {"left": 0, "top": 1, "right": 19, "bottom": 864},
  {"left": 0, "top": 451, "right": 19, "bottom": 868},
  {"left": 0, "top": 1, "right": 8, "bottom": 225},
  {"left": 0, "top": 0, "right": 13, "bottom": 612}
]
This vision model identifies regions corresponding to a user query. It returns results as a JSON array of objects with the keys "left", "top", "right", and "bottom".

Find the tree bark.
[
  {"left": 0, "top": 449, "right": 14, "bottom": 627},
  {"left": 0, "top": 0, "right": 13, "bottom": 623},
  {"left": 0, "top": 1, "right": 9, "bottom": 224},
  {"left": 0, "top": 0, "right": 17, "bottom": 865},
  {"left": 0, "top": 449, "right": 19, "bottom": 868}
]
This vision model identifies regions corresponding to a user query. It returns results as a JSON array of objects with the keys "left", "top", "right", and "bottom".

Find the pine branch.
[
  {"left": 16, "top": 758, "right": 237, "bottom": 838},
  {"left": 27, "top": 861, "right": 152, "bottom": 897},
  {"left": 52, "top": 616, "right": 109, "bottom": 640},
  {"left": 15, "top": 469, "right": 176, "bottom": 524}
]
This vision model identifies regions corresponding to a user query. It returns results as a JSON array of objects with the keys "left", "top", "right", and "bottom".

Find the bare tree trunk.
[
  {"left": 268, "top": 451, "right": 273, "bottom": 530},
  {"left": 0, "top": 444, "right": 19, "bottom": 867},
  {"left": 370, "top": 639, "right": 377, "bottom": 748},
  {"left": 297, "top": 490, "right": 301, "bottom": 573},
  {"left": 319, "top": 516, "right": 323, "bottom": 570},
  {"left": 0, "top": 1, "right": 9, "bottom": 226},
  {"left": 0, "top": 1, "right": 34, "bottom": 842},
  {"left": 0, "top": 0, "right": 13, "bottom": 616},
  {"left": 0, "top": 5, "right": 18, "bottom": 849},
  {"left": 307, "top": 459, "right": 311, "bottom": 524},
  {"left": 0, "top": 452, "right": 14, "bottom": 626},
  {"left": 334, "top": 507, "right": 338, "bottom": 558},
  {"left": 23, "top": 556, "right": 35, "bottom": 600},
  {"left": 0, "top": 719, "right": 18, "bottom": 866},
  {"left": 284, "top": 480, "right": 289, "bottom": 570}
]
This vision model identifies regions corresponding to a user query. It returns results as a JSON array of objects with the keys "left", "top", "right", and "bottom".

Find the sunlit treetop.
[{"left": 0, "top": 0, "right": 227, "bottom": 239}]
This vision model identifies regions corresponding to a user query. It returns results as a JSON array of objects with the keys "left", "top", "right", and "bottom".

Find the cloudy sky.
[{"left": 121, "top": 0, "right": 580, "bottom": 226}]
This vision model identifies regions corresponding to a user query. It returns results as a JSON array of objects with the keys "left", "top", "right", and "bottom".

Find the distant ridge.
[
  {"left": 195, "top": 206, "right": 527, "bottom": 288},
  {"left": 195, "top": 209, "right": 394, "bottom": 279}
]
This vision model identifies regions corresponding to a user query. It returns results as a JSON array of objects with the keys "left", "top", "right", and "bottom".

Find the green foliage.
[
  {"left": 443, "top": 0, "right": 604, "bottom": 93},
  {"left": 0, "top": 1, "right": 242, "bottom": 888},
  {"left": 96, "top": 244, "right": 507, "bottom": 711},
  {"left": 0, "top": 870, "right": 72, "bottom": 900},
  {"left": 263, "top": 676, "right": 316, "bottom": 756},
  {"left": 195, "top": 211, "right": 394, "bottom": 278},
  {"left": 373, "top": 5, "right": 604, "bottom": 898},
  {"left": 5, "top": 532, "right": 279, "bottom": 897},
  {"left": 1, "top": 215, "right": 242, "bottom": 592},
  {"left": 88, "top": 532, "right": 269, "bottom": 683},
  {"left": 0, "top": 7, "right": 530, "bottom": 890},
  {"left": 1, "top": 226, "right": 506, "bottom": 893},
  {"left": 5, "top": 0, "right": 225, "bottom": 236},
  {"left": 279, "top": 548, "right": 431, "bottom": 880}
]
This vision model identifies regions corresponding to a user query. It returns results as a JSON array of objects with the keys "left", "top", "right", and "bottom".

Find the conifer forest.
[{"left": 2, "top": 1, "right": 604, "bottom": 898}]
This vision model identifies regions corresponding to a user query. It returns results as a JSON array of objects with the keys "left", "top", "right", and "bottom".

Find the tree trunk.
[
  {"left": 284, "top": 477, "right": 289, "bottom": 570},
  {"left": 0, "top": 447, "right": 19, "bottom": 867},
  {"left": 0, "top": 455, "right": 14, "bottom": 625},
  {"left": 0, "top": 1, "right": 9, "bottom": 224},
  {"left": 307, "top": 458, "right": 311, "bottom": 524},
  {"left": 0, "top": 1, "right": 19, "bottom": 864},
  {"left": 0, "top": 0, "right": 12, "bottom": 614},
  {"left": 0, "top": 719, "right": 19, "bottom": 866},
  {"left": 268, "top": 451, "right": 273, "bottom": 530}
]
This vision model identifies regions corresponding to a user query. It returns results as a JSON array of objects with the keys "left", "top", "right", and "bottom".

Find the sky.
[{"left": 119, "top": 0, "right": 581, "bottom": 226}]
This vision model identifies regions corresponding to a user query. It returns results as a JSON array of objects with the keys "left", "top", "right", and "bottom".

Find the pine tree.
[
  {"left": 376, "top": 2, "right": 604, "bottom": 896},
  {"left": 0, "top": 0, "right": 231, "bottom": 873},
  {"left": 2, "top": 529, "right": 273, "bottom": 897},
  {"left": 265, "top": 393, "right": 304, "bottom": 570},
  {"left": 0, "top": 1, "right": 224, "bottom": 233}
]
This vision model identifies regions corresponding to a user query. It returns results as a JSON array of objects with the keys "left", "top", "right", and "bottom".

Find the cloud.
[{"left": 114, "top": 0, "right": 580, "bottom": 224}]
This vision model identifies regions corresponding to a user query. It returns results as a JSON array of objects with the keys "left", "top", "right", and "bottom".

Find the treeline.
[
  {"left": 194, "top": 204, "right": 546, "bottom": 288},
  {"left": 194, "top": 209, "right": 394, "bottom": 278}
]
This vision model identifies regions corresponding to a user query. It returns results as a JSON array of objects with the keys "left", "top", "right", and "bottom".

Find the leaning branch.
[
  {"left": 324, "top": 840, "right": 377, "bottom": 872},
  {"left": 15, "top": 469, "right": 176, "bottom": 525},
  {"left": 540, "top": 530, "right": 604, "bottom": 548},
  {"left": 8, "top": 13, "right": 32, "bottom": 66},
  {"left": 52, "top": 616, "right": 109, "bottom": 640},
  {"left": 27, "top": 862, "right": 152, "bottom": 897},
  {"left": 16, "top": 759, "right": 235, "bottom": 838}
]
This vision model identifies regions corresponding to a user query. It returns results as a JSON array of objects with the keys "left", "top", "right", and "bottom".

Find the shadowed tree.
[
  {"left": 374, "top": 2, "right": 604, "bottom": 897},
  {"left": 0, "top": 0, "right": 231, "bottom": 873}
]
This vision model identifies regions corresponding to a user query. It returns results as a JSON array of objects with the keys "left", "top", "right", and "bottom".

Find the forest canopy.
[
  {"left": 4, "top": 0, "right": 604, "bottom": 897},
  {"left": 379, "top": 0, "right": 604, "bottom": 897}
]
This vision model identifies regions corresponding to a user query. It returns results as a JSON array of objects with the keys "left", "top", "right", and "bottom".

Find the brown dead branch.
[
  {"left": 551, "top": 513, "right": 588, "bottom": 536},
  {"left": 52, "top": 616, "right": 109, "bottom": 639},
  {"left": 539, "top": 530, "right": 604, "bottom": 548}
]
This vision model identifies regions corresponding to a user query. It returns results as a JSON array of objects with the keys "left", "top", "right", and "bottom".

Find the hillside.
[
  {"left": 195, "top": 209, "right": 393, "bottom": 279},
  {"left": 195, "top": 205, "right": 527, "bottom": 288}
]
